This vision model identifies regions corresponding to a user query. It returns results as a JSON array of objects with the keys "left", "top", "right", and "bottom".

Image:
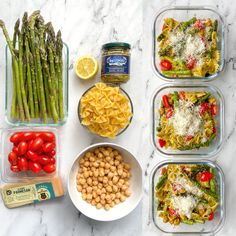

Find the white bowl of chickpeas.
[{"left": 68, "top": 143, "right": 143, "bottom": 221}]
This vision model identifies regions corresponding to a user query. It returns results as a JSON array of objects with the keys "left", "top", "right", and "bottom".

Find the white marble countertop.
[{"left": 0, "top": 0, "right": 235, "bottom": 235}]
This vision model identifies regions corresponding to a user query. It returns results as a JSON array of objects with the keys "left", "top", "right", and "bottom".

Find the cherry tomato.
[
  {"left": 22, "top": 132, "right": 35, "bottom": 141},
  {"left": 27, "top": 150, "right": 39, "bottom": 162},
  {"left": 197, "top": 171, "right": 213, "bottom": 182},
  {"left": 162, "top": 95, "right": 171, "bottom": 108},
  {"left": 48, "top": 149, "right": 56, "bottom": 157},
  {"left": 211, "top": 104, "right": 217, "bottom": 115},
  {"left": 186, "top": 135, "right": 193, "bottom": 141},
  {"left": 10, "top": 132, "right": 24, "bottom": 144},
  {"left": 172, "top": 183, "right": 183, "bottom": 192},
  {"left": 187, "top": 56, "right": 196, "bottom": 70},
  {"left": 10, "top": 165, "right": 21, "bottom": 172},
  {"left": 213, "top": 127, "right": 217, "bottom": 133},
  {"left": 160, "top": 59, "right": 172, "bottom": 71},
  {"left": 168, "top": 208, "right": 180, "bottom": 217},
  {"left": 166, "top": 108, "right": 173, "bottom": 119},
  {"left": 8, "top": 151, "right": 18, "bottom": 165},
  {"left": 28, "top": 139, "right": 34, "bottom": 150},
  {"left": 18, "top": 141, "right": 28, "bottom": 156},
  {"left": 42, "top": 142, "right": 56, "bottom": 153},
  {"left": 200, "top": 102, "right": 208, "bottom": 115},
  {"left": 30, "top": 137, "right": 44, "bottom": 152},
  {"left": 18, "top": 157, "right": 29, "bottom": 171},
  {"left": 158, "top": 138, "right": 166, "bottom": 148},
  {"left": 29, "top": 161, "right": 42, "bottom": 174},
  {"left": 49, "top": 157, "right": 56, "bottom": 164},
  {"left": 161, "top": 167, "right": 166, "bottom": 176},
  {"left": 208, "top": 212, "right": 214, "bottom": 221},
  {"left": 162, "top": 23, "right": 167, "bottom": 31},
  {"left": 178, "top": 91, "right": 186, "bottom": 100},
  {"left": 12, "top": 146, "right": 19, "bottom": 156},
  {"left": 194, "top": 19, "right": 205, "bottom": 30},
  {"left": 39, "top": 132, "right": 55, "bottom": 142},
  {"left": 38, "top": 156, "right": 51, "bottom": 166},
  {"left": 43, "top": 164, "right": 56, "bottom": 173}
]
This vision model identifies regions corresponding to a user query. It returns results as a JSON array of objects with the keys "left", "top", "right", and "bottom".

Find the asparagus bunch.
[{"left": 0, "top": 11, "right": 64, "bottom": 123}]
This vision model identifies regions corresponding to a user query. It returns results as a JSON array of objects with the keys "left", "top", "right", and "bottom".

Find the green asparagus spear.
[{"left": 0, "top": 19, "right": 25, "bottom": 121}]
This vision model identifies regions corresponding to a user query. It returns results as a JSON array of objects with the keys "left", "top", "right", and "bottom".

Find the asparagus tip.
[{"left": 0, "top": 19, "right": 5, "bottom": 28}]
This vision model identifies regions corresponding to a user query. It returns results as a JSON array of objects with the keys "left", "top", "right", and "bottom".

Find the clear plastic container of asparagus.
[{"left": 1, "top": 11, "right": 69, "bottom": 126}]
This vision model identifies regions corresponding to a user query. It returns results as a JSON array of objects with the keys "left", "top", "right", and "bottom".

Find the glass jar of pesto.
[{"left": 101, "top": 42, "right": 131, "bottom": 83}]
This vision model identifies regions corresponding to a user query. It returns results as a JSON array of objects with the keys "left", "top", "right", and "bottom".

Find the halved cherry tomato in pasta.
[
  {"left": 211, "top": 104, "right": 217, "bottom": 115},
  {"left": 162, "top": 23, "right": 167, "bottom": 31},
  {"left": 200, "top": 102, "right": 208, "bottom": 115},
  {"left": 158, "top": 139, "right": 166, "bottom": 148},
  {"left": 186, "top": 135, "right": 193, "bottom": 141},
  {"left": 162, "top": 95, "right": 171, "bottom": 108},
  {"left": 161, "top": 167, "right": 166, "bottom": 176},
  {"left": 213, "top": 127, "right": 217, "bottom": 133},
  {"left": 178, "top": 91, "right": 186, "bottom": 100},
  {"left": 197, "top": 171, "right": 213, "bottom": 182},
  {"left": 166, "top": 108, "right": 173, "bottom": 118},
  {"left": 160, "top": 60, "right": 172, "bottom": 71},
  {"left": 194, "top": 19, "right": 205, "bottom": 30},
  {"left": 187, "top": 56, "right": 196, "bottom": 70},
  {"left": 168, "top": 208, "right": 180, "bottom": 217},
  {"left": 208, "top": 212, "right": 214, "bottom": 221}
]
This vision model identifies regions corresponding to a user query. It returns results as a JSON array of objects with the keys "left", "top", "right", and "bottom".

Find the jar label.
[{"left": 102, "top": 55, "right": 130, "bottom": 75}]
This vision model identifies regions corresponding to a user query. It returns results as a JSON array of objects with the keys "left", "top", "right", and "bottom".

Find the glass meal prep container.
[
  {"left": 5, "top": 43, "right": 69, "bottom": 126},
  {"left": 152, "top": 84, "right": 224, "bottom": 158},
  {"left": 150, "top": 159, "right": 225, "bottom": 234},
  {"left": 1, "top": 127, "right": 60, "bottom": 183},
  {"left": 153, "top": 6, "right": 225, "bottom": 82},
  {"left": 77, "top": 84, "right": 134, "bottom": 138}
]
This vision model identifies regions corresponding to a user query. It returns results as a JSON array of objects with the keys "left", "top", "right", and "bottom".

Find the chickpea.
[
  {"left": 121, "top": 185, "right": 128, "bottom": 191},
  {"left": 96, "top": 203, "right": 102, "bottom": 209},
  {"left": 107, "top": 147, "right": 113, "bottom": 153},
  {"left": 109, "top": 160, "right": 114, "bottom": 166},
  {"left": 99, "top": 170, "right": 105, "bottom": 177},
  {"left": 92, "top": 192, "right": 97, "bottom": 198},
  {"left": 93, "top": 170, "right": 99, "bottom": 177},
  {"left": 87, "top": 186, "right": 92, "bottom": 193},
  {"left": 106, "top": 186, "right": 112, "bottom": 193},
  {"left": 79, "top": 158, "right": 85, "bottom": 164},
  {"left": 116, "top": 192, "right": 121, "bottom": 199},
  {"left": 104, "top": 169, "right": 109, "bottom": 175},
  {"left": 112, "top": 185, "right": 118, "bottom": 193},
  {"left": 101, "top": 188, "right": 106, "bottom": 194},
  {"left": 105, "top": 163, "right": 110, "bottom": 169},
  {"left": 105, "top": 195, "right": 111, "bottom": 201},
  {"left": 124, "top": 163, "right": 131, "bottom": 170},
  {"left": 110, "top": 166, "right": 116, "bottom": 172},
  {"left": 104, "top": 204, "right": 110, "bottom": 211},
  {"left": 86, "top": 194, "right": 92, "bottom": 200},
  {"left": 125, "top": 189, "right": 131, "bottom": 197},
  {"left": 83, "top": 171, "right": 90, "bottom": 178},
  {"left": 112, "top": 176, "right": 119, "bottom": 184},
  {"left": 93, "top": 180, "right": 98, "bottom": 185},
  {"left": 94, "top": 148, "right": 100, "bottom": 154},
  {"left": 92, "top": 186, "right": 98, "bottom": 191},
  {"left": 111, "top": 193, "right": 116, "bottom": 200},
  {"left": 82, "top": 189, "right": 86, "bottom": 194},
  {"left": 122, "top": 172, "right": 127, "bottom": 178},
  {"left": 85, "top": 152, "right": 92, "bottom": 158},
  {"left": 100, "top": 162, "right": 105, "bottom": 168},
  {"left": 84, "top": 161, "right": 90, "bottom": 167},
  {"left": 89, "top": 156, "right": 95, "bottom": 162},
  {"left": 105, "top": 156, "right": 111, "bottom": 162},
  {"left": 97, "top": 189, "right": 102, "bottom": 195},
  {"left": 100, "top": 199, "right": 106, "bottom": 205},
  {"left": 93, "top": 162, "right": 99, "bottom": 168},
  {"left": 98, "top": 153, "right": 103, "bottom": 158},
  {"left": 101, "top": 193, "right": 106, "bottom": 200},
  {"left": 119, "top": 179, "right": 125, "bottom": 185},
  {"left": 79, "top": 178, "right": 86, "bottom": 185},
  {"left": 91, "top": 200, "right": 96, "bottom": 206},
  {"left": 113, "top": 150, "right": 119, "bottom": 156},
  {"left": 77, "top": 185, "right": 82, "bottom": 192},
  {"left": 110, "top": 201, "right": 115, "bottom": 208},
  {"left": 87, "top": 178, "right": 92, "bottom": 186},
  {"left": 118, "top": 169, "right": 123, "bottom": 176},
  {"left": 98, "top": 183, "right": 103, "bottom": 189},
  {"left": 82, "top": 193, "right": 87, "bottom": 200},
  {"left": 114, "top": 198, "right": 120, "bottom": 204},
  {"left": 114, "top": 160, "right": 120, "bottom": 166},
  {"left": 98, "top": 176, "right": 103, "bottom": 182},
  {"left": 108, "top": 172, "right": 113, "bottom": 179},
  {"left": 120, "top": 195, "right": 126, "bottom": 202},
  {"left": 95, "top": 196, "right": 100, "bottom": 203},
  {"left": 115, "top": 155, "right": 122, "bottom": 161}
]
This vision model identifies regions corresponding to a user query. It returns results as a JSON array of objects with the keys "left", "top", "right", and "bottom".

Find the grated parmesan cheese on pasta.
[
  {"left": 175, "top": 176, "right": 203, "bottom": 197},
  {"left": 169, "top": 100, "right": 202, "bottom": 136},
  {"left": 171, "top": 195, "right": 198, "bottom": 219}
]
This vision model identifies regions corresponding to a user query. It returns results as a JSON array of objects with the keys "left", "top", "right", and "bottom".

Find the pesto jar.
[{"left": 101, "top": 42, "right": 131, "bottom": 83}]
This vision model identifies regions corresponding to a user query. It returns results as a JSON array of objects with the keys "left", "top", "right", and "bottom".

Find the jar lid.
[{"left": 102, "top": 42, "right": 131, "bottom": 50}]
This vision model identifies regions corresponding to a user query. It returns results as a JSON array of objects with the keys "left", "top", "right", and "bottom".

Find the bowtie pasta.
[
  {"left": 157, "top": 17, "right": 220, "bottom": 77},
  {"left": 79, "top": 83, "right": 132, "bottom": 138}
]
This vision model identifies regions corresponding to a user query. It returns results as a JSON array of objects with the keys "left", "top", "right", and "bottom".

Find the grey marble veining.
[{"left": 0, "top": 0, "right": 236, "bottom": 235}]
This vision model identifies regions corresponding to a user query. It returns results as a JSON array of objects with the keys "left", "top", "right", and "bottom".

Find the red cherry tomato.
[
  {"left": 168, "top": 208, "right": 180, "bottom": 217},
  {"left": 12, "top": 146, "right": 19, "bottom": 156},
  {"left": 158, "top": 139, "right": 166, "bottom": 148},
  {"left": 208, "top": 212, "right": 214, "bottom": 221},
  {"left": 10, "top": 165, "right": 21, "bottom": 172},
  {"left": 8, "top": 151, "right": 18, "bottom": 165},
  {"left": 42, "top": 142, "right": 56, "bottom": 153},
  {"left": 200, "top": 102, "right": 208, "bottom": 115},
  {"left": 43, "top": 164, "right": 56, "bottom": 173},
  {"left": 178, "top": 91, "right": 186, "bottom": 100},
  {"left": 162, "top": 95, "right": 171, "bottom": 108},
  {"left": 197, "top": 171, "right": 213, "bottom": 182},
  {"left": 27, "top": 150, "right": 39, "bottom": 162},
  {"left": 162, "top": 23, "right": 167, "bottom": 31},
  {"left": 18, "top": 157, "right": 29, "bottom": 171},
  {"left": 18, "top": 141, "right": 28, "bottom": 156},
  {"left": 194, "top": 19, "right": 205, "bottom": 30},
  {"left": 39, "top": 132, "right": 55, "bottom": 142},
  {"left": 166, "top": 108, "right": 173, "bottom": 119},
  {"left": 48, "top": 149, "right": 56, "bottom": 157},
  {"left": 10, "top": 132, "right": 24, "bottom": 144},
  {"left": 186, "top": 135, "right": 193, "bottom": 141},
  {"left": 187, "top": 56, "right": 196, "bottom": 70},
  {"left": 29, "top": 162, "right": 42, "bottom": 174},
  {"left": 160, "top": 59, "right": 172, "bottom": 71},
  {"left": 30, "top": 137, "right": 44, "bottom": 152},
  {"left": 211, "top": 104, "right": 217, "bottom": 115},
  {"left": 38, "top": 156, "right": 51, "bottom": 166},
  {"left": 161, "top": 167, "right": 166, "bottom": 176},
  {"left": 213, "top": 127, "right": 217, "bottom": 133},
  {"left": 49, "top": 157, "right": 56, "bottom": 164},
  {"left": 22, "top": 132, "right": 35, "bottom": 141}
]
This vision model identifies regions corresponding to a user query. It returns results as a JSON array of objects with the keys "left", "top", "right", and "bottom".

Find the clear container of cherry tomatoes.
[{"left": 1, "top": 127, "right": 59, "bottom": 183}]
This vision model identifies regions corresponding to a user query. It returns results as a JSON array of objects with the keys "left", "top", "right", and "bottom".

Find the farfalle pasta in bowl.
[
  {"left": 78, "top": 83, "right": 133, "bottom": 138},
  {"left": 151, "top": 160, "right": 225, "bottom": 234},
  {"left": 153, "top": 6, "right": 225, "bottom": 81},
  {"left": 152, "top": 84, "right": 224, "bottom": 158}
]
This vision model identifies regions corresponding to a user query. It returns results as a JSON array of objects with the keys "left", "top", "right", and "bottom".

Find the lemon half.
[{"left": 75, "top": 56, "right": 98, "bottom": 80}]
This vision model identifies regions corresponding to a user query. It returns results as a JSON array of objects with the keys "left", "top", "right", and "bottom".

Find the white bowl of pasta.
[
  {"left": 78, "top": 83, "right": 133, "bottom": 139},
  {"left": 68, "top": 143, "right": 143, "bottom": 221}
]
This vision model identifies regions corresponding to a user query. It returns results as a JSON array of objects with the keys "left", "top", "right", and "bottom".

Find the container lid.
[{"left": 102, "top": 42, "right": 131, "bottom": 50}]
